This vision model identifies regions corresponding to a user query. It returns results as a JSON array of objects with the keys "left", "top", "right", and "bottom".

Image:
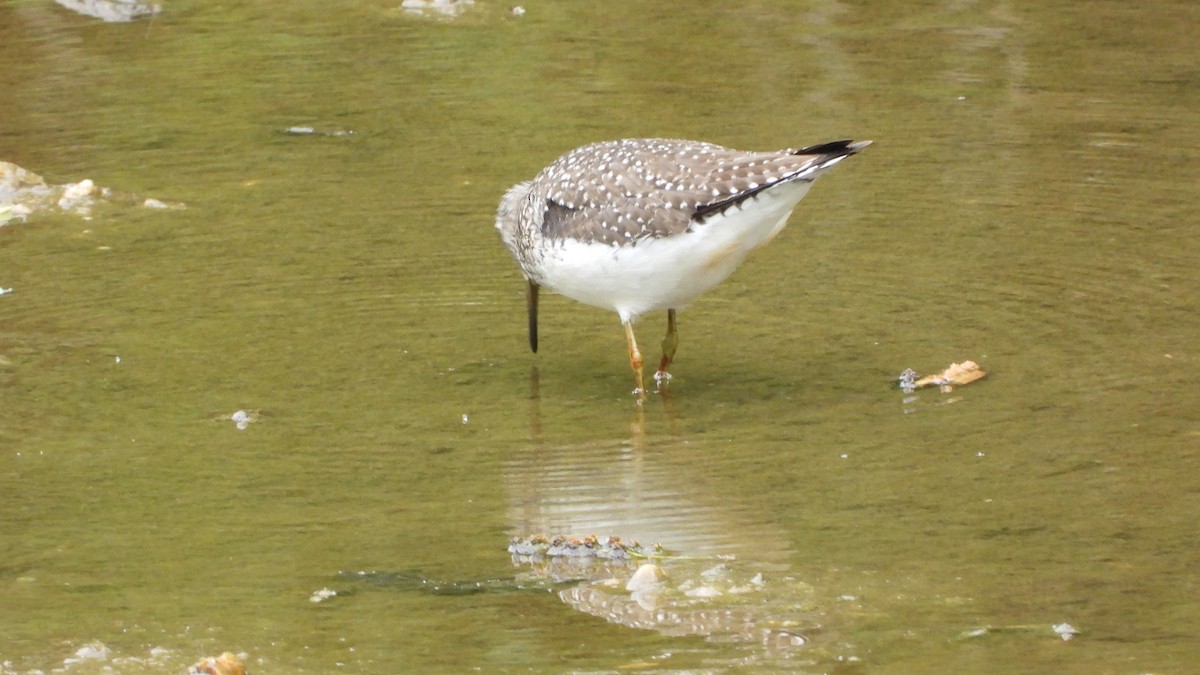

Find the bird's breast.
[{"left": 536, "top": 199, "right": 801, "bottom": 319}]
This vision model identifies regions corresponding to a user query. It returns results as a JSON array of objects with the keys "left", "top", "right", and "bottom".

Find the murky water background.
[{"left": 3, "top": 1, "right": 1198, "bottom": 672}]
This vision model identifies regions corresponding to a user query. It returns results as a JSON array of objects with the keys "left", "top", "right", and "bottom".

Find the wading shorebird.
[{"left": 495, "top": 137, "right": 870, "bottom": 396}]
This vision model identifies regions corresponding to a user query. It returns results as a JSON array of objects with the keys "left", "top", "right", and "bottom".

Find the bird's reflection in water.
[
  {"left": 506, "top": 366, "right": 836, "bottom": 661},
  {"left": 517, "top": 363, "right": 764, "bottom": 553},
  {"left": 527, "top": 363, "right": 683, "bottom": 449}
]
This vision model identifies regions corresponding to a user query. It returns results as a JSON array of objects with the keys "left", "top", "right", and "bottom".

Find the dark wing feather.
[
  {"left": 692, "top": 139, "right": 867, "bottom": 223},
  {"left": 534, "top": 138, "right": 868, "bottom": 245}
]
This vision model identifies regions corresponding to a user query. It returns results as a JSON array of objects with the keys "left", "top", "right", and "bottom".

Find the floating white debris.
[
  {"left": 0, "top": 287, "right": 12, "bottom": 296},
  {"left": 1053, "top": 622, "right": 1079, "bottom": 640},
  {"left": 401, "top": 0, "right": 474, "bottom": 17},
  {"left": 310, "top": 587, "right": 338, "bottom": 603},
  {"left": 143, "top": 196, "right": 184, "bottom": 209},
  {"left": 55, "top": 0, "right": 161, "bottom": 22},
  {"left": 284, "top": 126, "right": 355, "bottom": 137},
  {"left": 230, "top": 410, "right": 256, "bottom": 430},
  {"left": 511, "top": 5, "right": 525, "bottom": 16}
]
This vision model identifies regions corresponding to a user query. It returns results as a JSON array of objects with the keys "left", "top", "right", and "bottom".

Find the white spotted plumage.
[{"left": 495, "top": 137, "right": 870, "bottom": 394}]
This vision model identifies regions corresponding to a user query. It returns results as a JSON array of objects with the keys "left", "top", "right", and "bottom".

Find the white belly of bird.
[{"left": 538, "top": 180, "right": 814, "bottom": 322}]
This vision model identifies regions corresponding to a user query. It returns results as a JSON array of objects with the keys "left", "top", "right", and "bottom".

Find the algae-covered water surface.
[{"left": 2, "top": 1, "right": 1198, "bottom": 672}]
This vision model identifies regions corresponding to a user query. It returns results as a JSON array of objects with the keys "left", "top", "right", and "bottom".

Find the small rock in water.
[
  {"left": 3, "top": 160, "right": 182, "bottom": 220},
  {"left": 65, "top": 642, "right": 111, "bottom": 664},
  {"left": 57, "top": 179, "right": 106, "bottom": 213},
  {"left": 684, "top": 585, "right": 722, "bottom": 598},
  {"left": 625, "top": 563, "right": 666, "bottom": 593},
  {"left": 188, "top": 651, "right": 247, "bottom": 675},
  {"left": 59, "top": 179, "right": 95, "bottom": 201},
  {"left": 898, "top": 360, "right": 987, "bottom": 393}
]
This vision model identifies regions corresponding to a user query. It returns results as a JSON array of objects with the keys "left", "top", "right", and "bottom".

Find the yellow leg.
[
  {"left": 623, "top": 320, "right": 645, "bottom": 396},
  {"left": 655, "top": 309, "right": 678, "bottom": 387}
]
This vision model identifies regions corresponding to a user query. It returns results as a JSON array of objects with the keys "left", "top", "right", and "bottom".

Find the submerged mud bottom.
[
  {"left": 335, "top": 536, "right": 830, "bottom": 660},
  {"left": 560, "top": 585, "right": 813, "bottom": 647}
]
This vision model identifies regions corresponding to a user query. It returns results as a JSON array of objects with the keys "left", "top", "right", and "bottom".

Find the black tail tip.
[{"left": 795, "top": 139, "right": 872, "bottom": 156}]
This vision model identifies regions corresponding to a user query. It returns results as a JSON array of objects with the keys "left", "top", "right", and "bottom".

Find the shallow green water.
[{"left": 2, "top": 0, "right": 1198, "bottom": 672}]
